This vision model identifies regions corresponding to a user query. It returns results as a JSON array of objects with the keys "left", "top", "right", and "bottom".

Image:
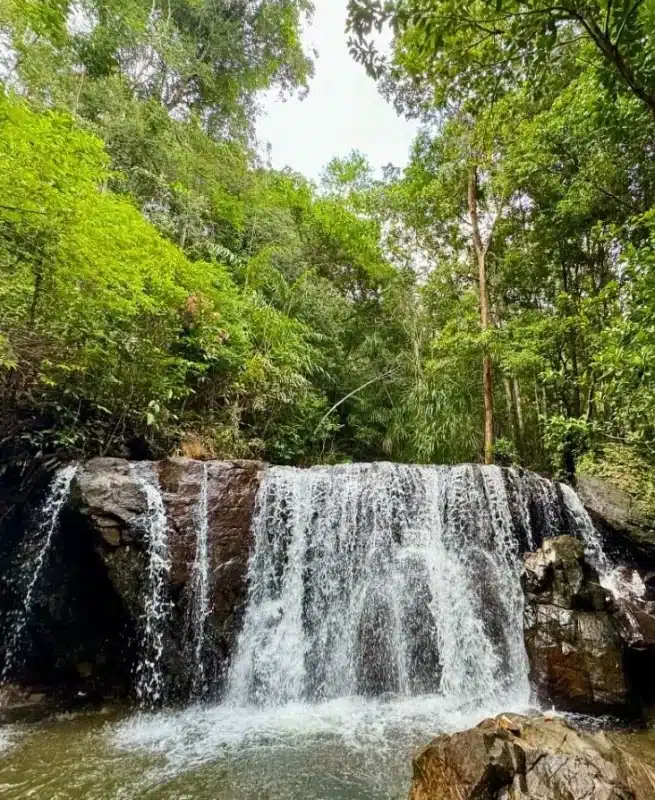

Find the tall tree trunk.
[
  {"left": 560, "top": 261, "right": 582, "bottom": 418},
  {"left": 503, "top": 375, "right": 517, "bottom": 442},
  {"left": 513, "top": 377, "right": 525, "bottom": 445},
  {"left": 468, "top": 168, "right": 494, "bottom": 464}
]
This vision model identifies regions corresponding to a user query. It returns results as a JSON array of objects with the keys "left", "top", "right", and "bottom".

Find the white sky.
[{"left": 257, "top": 0, "right": 419, "bottom": 181}]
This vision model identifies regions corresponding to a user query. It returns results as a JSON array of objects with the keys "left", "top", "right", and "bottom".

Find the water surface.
[{"left": 0, "top": 694, "right": 529, "bottom": 799}]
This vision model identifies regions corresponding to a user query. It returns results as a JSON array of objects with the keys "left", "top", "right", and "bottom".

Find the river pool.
[{"left": 0, "top": 694, "right": 529, "bottom": 799}]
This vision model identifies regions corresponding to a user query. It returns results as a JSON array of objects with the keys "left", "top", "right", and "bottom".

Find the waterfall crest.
[
  {"left": 227, "top": 463, "right": 563, "bottom": 710},
  {"left": 1, "top": 465, "right": 78, "bottom": 683}
]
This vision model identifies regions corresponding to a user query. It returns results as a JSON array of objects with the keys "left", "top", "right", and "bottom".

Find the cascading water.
[
  {"left": 1, "top": 465, "right": 78, "bottom": 683},
  {"left": 507, "top": 466, "right": 563, "bottom": 549},
  {"left": 1, "top": 461, "right": 629, "bottom": 800},
  {"left": 133, "top": 469, "right": 172, "bottom": 707},
  {"left": 561, "top": 482, "right": 646, "bottom": 599},
  {"left": 228, "top": 463, "right": 549, "bottom": 711},
  {"left": 188, "top": 462, "right": 211, "bottom": 700}
]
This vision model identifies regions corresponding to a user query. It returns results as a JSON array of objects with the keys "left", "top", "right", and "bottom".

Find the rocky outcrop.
[
  {"left": 409, "top": 713, "right": 655, "bottom": 800},
  {"left": 521, "top": 533, "right": 655, "bottom": 718},
  {"left": 615, "top": 597, "right": 655, "bottom": 651},
  {"left": 159, "top": 458, "right": 264, "bottom": 684},
  {"left": 522, "top": 536, "right": 629, "bottom": 713},
  {"left": 0, "top": 457, "right": 264, "bottom": 703},
  {"left": 577, "top": 474, "right": 655, "bottom": 569},
  {"left": 71, "top": 458, "right": 150, "bottom": 625},
  {"left": 70, "top": 457, "right": 265, "bottom": 698},
  {"left": 614, "top": 595, "right": 655, "bottom": 719}
]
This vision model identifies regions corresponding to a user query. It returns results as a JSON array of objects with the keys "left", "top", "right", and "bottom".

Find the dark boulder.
[
  {"left": 71, "top": 457, "right": 265, "bottom": 699},
  {"left": 522, "top": 536, "right": 629, "bottom": 713}
]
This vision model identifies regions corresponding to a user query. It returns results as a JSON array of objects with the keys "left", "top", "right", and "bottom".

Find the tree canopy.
[{"left": 2, "top": 0, "right": 655, "bottom": 480}]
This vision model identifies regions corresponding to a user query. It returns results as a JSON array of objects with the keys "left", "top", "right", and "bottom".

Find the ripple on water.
[{"left": 0, "top": 727, "right": 21, "bottom": 755}]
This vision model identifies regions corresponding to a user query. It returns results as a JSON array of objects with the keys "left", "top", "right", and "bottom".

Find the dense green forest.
[{"left": 2, "top": 0, "right": 655, "bottom": 480}]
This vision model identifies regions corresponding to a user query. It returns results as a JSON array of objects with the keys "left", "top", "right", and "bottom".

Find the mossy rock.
[{"left": 578, "top": 444, "right": 655, "bottom": 565}]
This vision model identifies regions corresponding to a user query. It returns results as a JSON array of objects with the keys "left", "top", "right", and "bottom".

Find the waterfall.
[
  {"left": 228, "top": 463, "right": 547, "bottom": 711},
  {"left": 561, "top": 483, "right": 645, "bottom": 599},
  {"left": 188, "top": 463, "right": 211, "bottom": 700},
  {"left": 133, "top": 469, "right": 171, "bottom": 707},
  {"left": 507, "top": 467, "right": 563, "bottom": 549},
  {"left": 1, "top": 465, "right": 78, "bottom": 683}
]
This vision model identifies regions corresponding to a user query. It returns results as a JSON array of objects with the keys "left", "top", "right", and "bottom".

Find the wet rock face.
[
  {"left": 577, "top": 474, "right": 655, "bottom": 568},
  {"left": 157, "top": 458, "right": 264, "bottom": 684},
  {"left": 522, "top": 535, "right": 609, "bottom": 611},
  {"left": 71, "top": 457, "right": 265, "bottom": 697},
  {"left": 615, "top": 597, "right": 655, "bottom": 651},
  {"left": 522, "top": 536, "right": 629, "bottom": 713},
  {"left": 72, "top": 458, "right": 150, "bottom": 623},
  {"left": 72, "top": 458, "right": 150, "bottom": 540},
  {"left": 615, "top": 597, "right": 655, "bottom": 719},
  {"left": 409, "top": 714, "right": 655, "bottom": 800}
]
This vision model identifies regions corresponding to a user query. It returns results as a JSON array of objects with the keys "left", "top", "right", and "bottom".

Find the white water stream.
[
  {"left": 1, "top": 464, "right": 78, "bottom": 683},
  {"left": 561, "top": 482, "right": 646, "bottom": 600},
  {"left": 188, "top": 462, "right": 211, "bottom": 699},
  {"left": 228, "top": 464, "right": 534, "bottom": 711},
  {"left": 133, "top": 468, "right": 172, "bottom": 707},
  {"left": 103, "top": 463, "right": 562, "bottom": 797}
]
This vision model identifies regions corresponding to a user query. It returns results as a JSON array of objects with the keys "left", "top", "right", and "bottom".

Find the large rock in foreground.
[
  {"left": 522, "top": 536, "right": 629, "bottom": 713},
  {"left": 409, "top": 714, "right": 655, "bottom": 800}
]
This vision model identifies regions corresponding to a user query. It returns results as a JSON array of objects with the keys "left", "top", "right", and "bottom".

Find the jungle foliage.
[{"left": 2, "top": 0, "right": 655, "bottom": 479}]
